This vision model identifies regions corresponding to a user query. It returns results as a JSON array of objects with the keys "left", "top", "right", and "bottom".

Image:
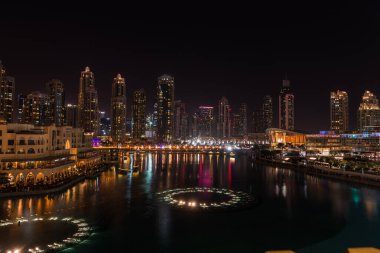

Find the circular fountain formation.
[
  {"left": 0, "top": 216, "right": 92, "bottom": 252},
  {"left": 157, "top": 187, "right": 255, "bottom": 211}
]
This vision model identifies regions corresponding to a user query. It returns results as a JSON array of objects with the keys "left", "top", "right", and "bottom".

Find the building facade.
[
  {"left": 279, "top": 77, "right": 295, "bottom": 130},
  {"left": 156, "top": 75, "right": 175, "bottom": 142},
  {"left": 110, "top": 74, "right": 127, "bottom": 143},
  {"left": 132, "top": 88, "right": 146, "bottom": 139},
  {"left": 78, "top": 67, "right": 99, "bottom": 136},
  {"left": 65, "top": 104, "right": 79, "bottom": 128}
]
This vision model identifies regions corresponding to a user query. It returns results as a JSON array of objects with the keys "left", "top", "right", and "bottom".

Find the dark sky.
[{"left": 1, "top": 1, "right": 380, "bottom": 132}]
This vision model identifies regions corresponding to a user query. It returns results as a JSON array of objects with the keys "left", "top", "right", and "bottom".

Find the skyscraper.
[
  {"left": 110, "top": 74, "right": 127, "bottom": 143},
  {"left": 262, "top": 95, "right": 273, "bottom": 130},
  {"left": 197, "top": 106, "right": 214, "bottom": 137},
  {"left": 358, "top": 90, "right": 380, "bottom": 132},
  {"left": 217, "top": 97, "right": 231, "bottom": 138},
  {"left": 24, "top": 91, "right": 51, "bottom": 125},
  {"left": 279, "top": 76, "right": 295, "bottom": 130},
  {"left": 46, "top": 79, "right": 65, "bottom": 126},
  {"left": 132, "top": 88, "right": 147, "bottom": 139},
  {"left": 232, "top": 113, "right": 242, "bottom": 137},
  {"left": 173, "top": 100, "right": 187, "bottom": 139},
  {"left": 0, "top": 61, "right": 15, "bottom": 123},
  {"left": 252, "top": 109, "right": 264, "bottom": 133},
  {"left": 156, "top": 74, "right": 175, "bottom": 142},
  {"left": 78, "top": 66, "right": 99, "bottom": 136},
  {"left": 330, "top": 90, "right": 349, "bottom": 133},
  {"left": 65, "top": 104, "right": 78, "bottom": 128}
]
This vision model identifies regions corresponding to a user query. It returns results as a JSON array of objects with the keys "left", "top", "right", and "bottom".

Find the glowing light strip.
[
  {"left": 157, "top": 187, "right": 254, "bottom": 210},
  {"left": 0, "top": 216, "right": 92, "bottom": 252}
]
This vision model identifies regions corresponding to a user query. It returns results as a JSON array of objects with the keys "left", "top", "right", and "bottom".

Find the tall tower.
[
  {"left": 156, "top": 74, "right": 175, "bottom": 143},
  {"left": 46, "top": 79, "right": 65, "bottom": 126},
  {"left": 0, "top": 61, "right": 15, "bottom": 123},
  {"left": 330, "top": 90, "right": 349, "bottom": 133},
  {"left": 357, "top": 90, "right": 380, "bottom": 132},
  {"left": 78, "top": 66, "right": 99, "bottom": 136},
  {"left": 132, "top": 88, "right": 147, "bottom": 139},
  {"left": 279, "top": 76, "right": 295, "bottom": 130},
  {"left": 217, "top": 97, "right": 231, "bottom": 138},
  {"left": 111, "top": 74, "right": 127, "bottom": 143},
  {"left": 262, "top": 95, "right": 273, "bottom": 130}
]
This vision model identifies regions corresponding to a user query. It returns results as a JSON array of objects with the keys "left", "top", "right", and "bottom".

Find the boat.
[{"left": 117, "top": 167, "right": 130, "bottom": 174}]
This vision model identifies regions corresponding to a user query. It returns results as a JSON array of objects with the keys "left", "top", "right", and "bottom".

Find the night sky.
[{"left": 1, "top": 1, "right": 380, "bottom": 132}]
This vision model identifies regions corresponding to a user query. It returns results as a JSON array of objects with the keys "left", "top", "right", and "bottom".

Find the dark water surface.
[{"left": 0, "top": 152, "right": 379, "bottom": 252}]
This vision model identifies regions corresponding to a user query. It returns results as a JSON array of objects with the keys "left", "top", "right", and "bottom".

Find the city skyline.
[{"left": 1, "top": 2, "right": 380, "bottom": 132}]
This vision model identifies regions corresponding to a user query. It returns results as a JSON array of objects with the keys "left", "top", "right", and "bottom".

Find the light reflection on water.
[{"left": 0, "top": 152, "right": 380, "bottom": 252}]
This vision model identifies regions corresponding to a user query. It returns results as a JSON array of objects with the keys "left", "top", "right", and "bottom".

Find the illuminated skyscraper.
[
  {"left": 252, "top": 109, "right": 264, "bottom": 133},
  {"left": 78, "top": 66, "right": 99, "bottom": 136},
  {"left": 173, "top": 100, "right": 187, "bottom": 139},
  {"left": 262, "top": 95, "right": 273, "bottom": 130},
  {"left": 132, "top": 88, "right": 146, "bottom": 139},
  {"left": 100, "top": 111, "right": 111, "bottom": 136},
  {"left": 24, "top": 91, "right": 51, "bottom": 125},
  {"left": 46, "top": 79, "right": 65, "bottom": 126},
  {"left": 111, "top": 74, "right": 127, "bottom": 143},
  {"left": 279, "top": 76, "right": 295, "bottom": 130},
  {"left": 198, "top": 106, "right": 214, "bottom": 137},
  {"left": 156, "top": 74, "right": 174, "bottom": 142},
  {"left": 0, "top": 61, "right": 15, "bottom": 123},
  {"left": 358, "top": 90, "right": 380, "bottom": 132},
  {"left": 217, "top": 97, "right": 231, "bottom": 138},
  {"left": 330, "top": 90, "right": 349, "bottom": 133}
]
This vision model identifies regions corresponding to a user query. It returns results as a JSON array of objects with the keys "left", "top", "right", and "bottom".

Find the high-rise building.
[
  {"left": 173, "top": 100, "right": 187, "bottom": 139},
  {"left": 110, "top": 74, "right": 127, "bottom": 143},
  {"left": 46, "top": 79, "right": 65, "bottom": 126},
  {"left": 358, "top": 90, "right": 380, "bottom": 132},
  {"left": 190, "top": 112, "right": 199, "bottom": 138},
  {"left": 156, "top": 74, "right": 174, "bottom": 142},
  {"left": 217, "top": 97, "right": 231, "bottom": 138},
  {"left": 132, "top": 88, "right": 147, "bottom": 139},
  {"left": 279, "top": 76, "right": 295, "bottom": 130},
  {"left": 24, "top": 91, "right": 51, "bottom": 125},
  {"left": 239, "top": 103, "right": 248, "bottom": 136},
  {"left": 145, "top": 113, "right": 155, "bottom": 138},
  {"left": 252, "top": 109, "right": 264, "bottom": 133},
  {"left": 65, "top": 104, "right": 78, "bottom": 128},
  {"left": 330, "top": 90, "right": 349, "bottom": 133},
  {"left": 78, "top": 66, "right": 99, "bottom": 136},
  {"left": 16, "top": 94, "right": 26, "bottom": 123},
  {"left": 198, "top": 106, "right": 214, "bottom": 137},
  {"left": 262, "top": 95, "right": 273, "bottom": 130},
  {"left": 0, "top": 61, "right": 15, "bottom": 123}
]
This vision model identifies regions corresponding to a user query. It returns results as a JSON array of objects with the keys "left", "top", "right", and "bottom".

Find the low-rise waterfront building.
[{"left": 0, "top": 120, "right": 101, "bottom": 188}]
